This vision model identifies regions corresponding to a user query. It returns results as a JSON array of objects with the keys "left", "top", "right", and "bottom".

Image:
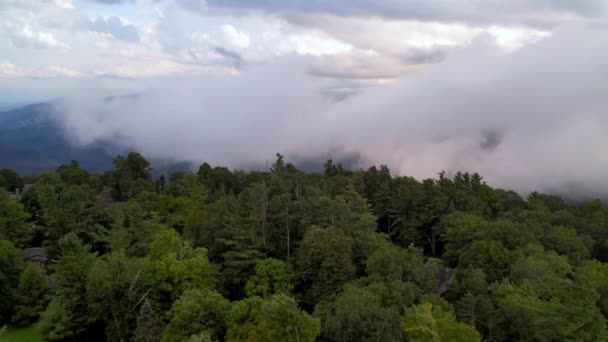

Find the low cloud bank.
[{"left": 54, "top": 24, "right": 608, "bottom": 197}]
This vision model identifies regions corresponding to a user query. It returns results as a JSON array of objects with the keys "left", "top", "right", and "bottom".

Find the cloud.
[
  {"left": 206, "top": 0, "right": 607, "bottom": 26},
  {"left": 52, "top": 23, "right": 608, "bottom": 197},
  {"left": 89, "top": 0, "right": 130, "bottom": 4},
  {"left": 213, "top": 47, "right": 243, "bottom": 69},
  {"left": 86, "top": 16, "right": 140, "bottom": 43},
  {"left": 8, "top": 25, "right": 69, "bottom": 49},
  {"left": 0, "top": 60, "right": 26, "bottom": 78},
  {"left": 0, "top": 60, "right": 84, "bottom": 79},
  {"left": 176, "top": 0, "right": 207, "bottom": 13},
  {"left": 220, "top": 25, "right": 250, "bottom": 48}
]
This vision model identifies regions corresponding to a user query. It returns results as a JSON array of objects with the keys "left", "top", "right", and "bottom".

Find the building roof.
[
  {"left": 23, "top": 247, "right": 47, "bottom": 260},
  {"left": 437, "top": 267, "right": 457, "bottom": 296}
]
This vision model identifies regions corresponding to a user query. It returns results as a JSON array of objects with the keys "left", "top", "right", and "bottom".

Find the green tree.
[
  {"left": 296, "top": 226, "right": 355, "bottom": 307},
  {"left": 226, "top": 294, "right": 320, "bottom": 342},
  {"left": 39, "top": 233, "right": 97, "bottom": 340},
  {"left": 459, "top": 240, "right": 515, "bottom": 282},
  {"left": 146, "top": 229, "right": 220, "bottom": 313},
  {"left": 56, "top": 160, "right": 89, "bottom": 186},
  {"left": 366, "top": 243, "right": 436, "bottom": 292},
  {"left": 12, "top": 264, "right": 49, "bottom": 326},
  {"left": 0, "top": 190, "right": 31, "bottom": 248},
  {"left": 320, "top": 285, "right": 403, "bottom": 341},
  {"left": 38, "top": 300, "right": 73, "bottom": 341},
  {"left": 0, "top": 168, "right": 24, "bottom": 192},
  {"left": 0, "top": 240, "right": 25, "bottom": 324},
  {"left": 109, "top": 152, "right": 153, "bottom": 201},
  {"left": 542, "top": 225, "right": 589, "bottom": 264},
  {"left": 86, "top": 252, "right": 148, "bottom": 341},
  {"left": 245, "top": 258, "right": 294, "bottom": 298},
  {"left": 403, "top": 303, "right": 481, "bottom": 342},
  {"left": 162, "top": 288, "right": 230, "bottom": 342}
]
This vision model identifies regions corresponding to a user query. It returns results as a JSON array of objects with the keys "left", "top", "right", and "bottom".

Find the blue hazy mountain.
[
  {"left": 0, "top": 101, "right": 115, "bottom": 175},
  {"left": 0, "top": 99, "right": 360, "bottom": 176}
]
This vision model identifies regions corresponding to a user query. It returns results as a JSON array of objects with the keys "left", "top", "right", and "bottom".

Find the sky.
[{"left": 1, "top": 0, "right": 608, "bottom": 195}]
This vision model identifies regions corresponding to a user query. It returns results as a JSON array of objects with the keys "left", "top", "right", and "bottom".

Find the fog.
[{"left": 54, "top": 23, "right": 608, "bottom": 197}]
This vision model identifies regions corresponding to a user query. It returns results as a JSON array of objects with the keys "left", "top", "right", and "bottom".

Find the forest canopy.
[{"left": 1, "top": 152, "right": 608, "bottom": 341}]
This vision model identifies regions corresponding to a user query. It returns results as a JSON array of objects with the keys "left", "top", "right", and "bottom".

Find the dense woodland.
[{"left": 1, "top": 152, "right": 608, "bottom": 341}]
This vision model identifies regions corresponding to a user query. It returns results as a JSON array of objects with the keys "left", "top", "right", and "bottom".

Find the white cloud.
[
  {"left": 52, "top": 24, "right": 608, "bottom": 197},
  {"left": 53, "top": 0, "right": 73, "bottom": 9},
  {"left": 35, "top": 66, "right": 84, "bottom": 78},
  {"left": 220, "top": 25, "right": 251, "bottom": 48},
  {"left": 0, "top": 60, "right": 83, "bottom": 79},
  {"left": 0, "top": 60, "right": 26, "bottom": 77},
  {"left": 9, "top": 25, "right": 69, "bottom": 50}
]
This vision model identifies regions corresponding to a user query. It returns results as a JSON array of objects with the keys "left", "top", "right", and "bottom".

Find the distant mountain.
[
  {"left": 0, "top": 101, "right": 116, "bottom": 175},
  {"left": 0, "top": 99, "right": 359, "bottom": 177}
]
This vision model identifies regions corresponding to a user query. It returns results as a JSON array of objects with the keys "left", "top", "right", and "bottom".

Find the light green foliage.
[
  {"left": 0, "top": 240, "right": 25, "bottom": 325},
  {"left": 226, "top": 294, "right": 319, "bottom": 342},
  {"left": 12, "top": 264, "right": 49, "bottom": 326},
  {"left": 0, "top": 323, "right": 41, "bottom": 342},
  {"left": 245, "top": 258, "right": 294, "bottom": 298},
  {"left": 296, "top": 226, "right": 355, "bottom": 307},
  {"left": 146, "top": 229, "right": 219, "bottom": 312},
  {"left": 162, "top": 288, "right": 230, "bottom": 342},
  {"left": 403, "top": 303, "right": 481, "bottom": 342},
  {"left": 0, "top": 191, "right": 31, "bottom": 248},
  {"left": 320, "top": 285, "right": 403, "bottom": 341}
]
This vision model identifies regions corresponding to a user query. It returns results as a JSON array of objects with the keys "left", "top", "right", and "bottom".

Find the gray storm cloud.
[{"left": 54, "top": 23, "right": 608, "bottom": 197}]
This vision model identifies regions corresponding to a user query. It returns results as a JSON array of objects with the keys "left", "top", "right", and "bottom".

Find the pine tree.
[{"left": 12, "top": 264, "right": 49, "bottom": 326}]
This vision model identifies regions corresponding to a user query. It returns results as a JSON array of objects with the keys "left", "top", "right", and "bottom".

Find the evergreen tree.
[{"left": 12, "top": 263, "right": 49, "bottom": 326}]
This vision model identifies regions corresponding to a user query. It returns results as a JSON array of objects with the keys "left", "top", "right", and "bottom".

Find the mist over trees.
[{"left": 1, "top": 152, "right": 608, "bottom": 341}]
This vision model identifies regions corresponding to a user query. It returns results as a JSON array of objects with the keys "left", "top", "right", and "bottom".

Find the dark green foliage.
[
  {"left": 12, "top": 264, "right": 49, "bottom": 326},
  {"left": 109, "top": 152, "right": 153, "bottom": 201},
  {"left": 0, "top": 240, "right": 25, "bottom": 324},
  {"left": 0, "top": 191, "right": 31, "bottom": 248},
  {"left": 296, "top": 226, "right": 355, "bottom": 307},
  {"left": 39, "top": 233, "right": 97, "bottom": 340},
  {"left": 319, "top": 285, "right": 403, "bottom": 341},
  {"left": 0, "top": 168, "right": 24, "bottom": 192},
  {"left": 86, "top": 251, "right": 149, "bottom": 341}
]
